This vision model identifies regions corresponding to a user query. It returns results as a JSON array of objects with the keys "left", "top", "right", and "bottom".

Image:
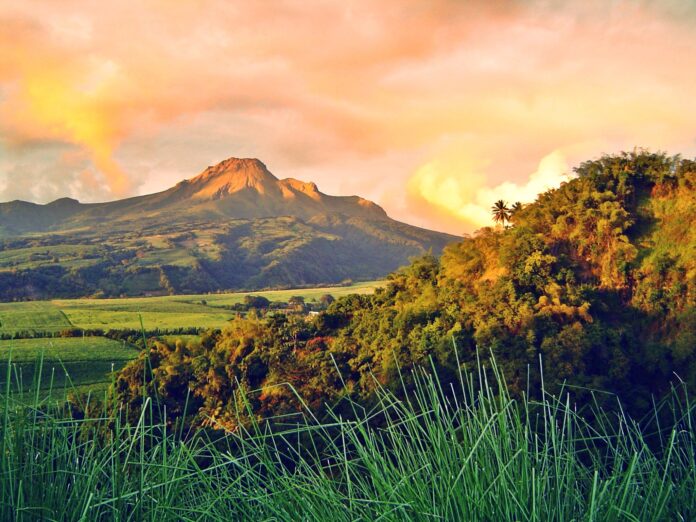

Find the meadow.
[
  {"left": 0, "top": 337, "right": 137, "bottom": 392},
  {"left": 0, "top": 302, "right": 72, "bottom": 334},
  {"left": 0, "top": 280, "right": 383, "bottom": 334}
]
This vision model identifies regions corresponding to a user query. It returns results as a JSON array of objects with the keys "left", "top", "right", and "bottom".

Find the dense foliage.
[{"left": 116, "top": 151, "right": 695, "bottom": 425}]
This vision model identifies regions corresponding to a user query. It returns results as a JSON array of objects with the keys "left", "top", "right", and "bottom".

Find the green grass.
[
  {"left": 194, "top": 280, "right": 382, "bottom": 307},
  {"left": 0, "top": 302, "right": 73, "bottom": 334},
  {"left": 0, "top": 281, "right": 384, "bottom": 333},
  {"left": 58, "top": 308, "right": 233, "bottom": 331},
  {"left": 0, "top": 355, "right": 694, "bottom": 520},
  {"left": 0, "top": 337, "right": 136, "bottom": 363},
  {"left": 0, "top": 337, "right": 137, "bottom": 391}
]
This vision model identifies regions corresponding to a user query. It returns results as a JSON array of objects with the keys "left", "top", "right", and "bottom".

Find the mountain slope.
[
  {"left": 0, "top": 158, "right": 457, "bottom": 299},
  {"left": 0, "top": 158, "right": 389, "bottom": 234}
]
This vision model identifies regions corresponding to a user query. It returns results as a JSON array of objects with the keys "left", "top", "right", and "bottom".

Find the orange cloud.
[
  {"left": 1, "top": 1, "right": 696, "bottom": 232},
  {"left": 15, "top": 70, "right": 131, "bottom": 194}
]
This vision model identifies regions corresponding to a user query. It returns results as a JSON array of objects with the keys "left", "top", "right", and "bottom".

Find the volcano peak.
[{"left": 188, "top": 157, "right": 279, "bottom": 199}]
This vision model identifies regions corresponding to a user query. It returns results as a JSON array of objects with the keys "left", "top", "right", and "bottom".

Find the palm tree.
[
  {"left": 491, "top": 200, "right": 511, "bottom": 227},
  {"left": 509, "top": 201, "right": 524, "bottom": 226}
]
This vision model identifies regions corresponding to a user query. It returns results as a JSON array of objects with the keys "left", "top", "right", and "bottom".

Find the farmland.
[
  {"left": 0, "top": 336, "right": 138, "bottom": 392},
  {"left": 0, "top": 281, "right": 383, "bottom": 391},
  {"left": 55, "top": 299, "right": 234, "bottom": 331},
  {"left": 188, "top": 280, "right": 381, "bottom": 307},
  {"left": 0, "top": 301, "right": 72, "bottom": 334},
  {"left": 0, "top": 280, "right": 384, "bottom": 334}
]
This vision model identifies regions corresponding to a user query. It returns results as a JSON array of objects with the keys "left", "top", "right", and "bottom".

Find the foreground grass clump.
[{"left": 1, "top": 358, "right": 695, "bottom": 521}]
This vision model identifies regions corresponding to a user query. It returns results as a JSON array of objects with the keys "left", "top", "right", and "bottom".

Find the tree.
[
  {"left": 508, "top": 202, "right": 524, "bottom": 225},
  {"left": 288, "top": 295, "right": 306, "bottom": 312},
  {"left": 319, "top": 294, "right": 335, "bottom": 308},
  {"left": 491, "top": 200, "right": 511, "bottom": 227},
  {"left": 244, "top": 295, "right": 271, "bottom": 310}
]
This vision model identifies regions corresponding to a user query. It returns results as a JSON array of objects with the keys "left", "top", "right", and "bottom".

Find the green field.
[
  {"left": 0, "top": 336, "right": 138, "bottom": 391},
  {"left": 0, "top": 282, "right": 383, "bottom": 390},
  {"left": 0, "top": 302, "right": 73, "bottom": 334},
  {"left": 0, "top": 281, "right": 384, "bottom": 333},
  {"left": 193, "top": 280, "right": 382, "bottom": 307},
  {"left": 57, "top": 304, "right": 234, "bottom": 331}
]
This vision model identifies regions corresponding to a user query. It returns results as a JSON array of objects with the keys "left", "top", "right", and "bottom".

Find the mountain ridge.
[
  {"left": 0, "top": 157, "right": 457, "bottom": 299},
  {"left": 0, "top": 157, "right": 393, "bottom": 234}
]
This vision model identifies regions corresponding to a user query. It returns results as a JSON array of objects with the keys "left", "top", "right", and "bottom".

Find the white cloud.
[{"left": 409, "top": 149, "right": 571, "bottom": 230}]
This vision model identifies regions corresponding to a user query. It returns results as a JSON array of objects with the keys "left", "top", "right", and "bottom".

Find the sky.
[{"left": 2, "top": 0, "right": 696, "bottom": 234}]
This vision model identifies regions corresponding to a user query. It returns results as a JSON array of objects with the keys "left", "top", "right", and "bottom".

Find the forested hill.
[{"left": 117, "top": 151, "right": 695, "bottom": 426}]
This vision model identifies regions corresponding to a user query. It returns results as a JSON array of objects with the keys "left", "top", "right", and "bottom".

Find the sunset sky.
[{"left": 2, "top": 0, "right": 696, "bottom": 234}]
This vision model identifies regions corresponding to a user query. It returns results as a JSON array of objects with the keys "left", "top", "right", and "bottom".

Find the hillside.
[
  {"left": 0, "top": 158, "right": 456, "bottom": 299},
  {"left": 115, "top": 151, "right": 695, "bottom": 425}
]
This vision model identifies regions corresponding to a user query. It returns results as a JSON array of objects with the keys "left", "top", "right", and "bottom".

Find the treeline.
[
  {"left": 113, "top": 151, "right": 695, "bottom": 429},
  {"left": 0, "top": 327, "right": 206, "bottom": 345},
  {"left": 219, "top": 293, "right": 335, "bottom": 313}
]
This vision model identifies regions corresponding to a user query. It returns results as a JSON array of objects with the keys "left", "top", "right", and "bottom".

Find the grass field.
[
  {"left": 0, "top": 280, "right": 384, "bottom": 333},
  {"left": 58, "top": 307, "right": 234, "bottom": 331},
  {"left": 0, "top": 302, "right": 72, "bottom": 334},
  {"left": 194, "top": 280, "right": 382, "bottom": 307},
  {"left": 0, "top": 336, "right": 138, "bottom": 391},
  {"left": 1, "top": 359, "right": 694, "bottom": 520}
]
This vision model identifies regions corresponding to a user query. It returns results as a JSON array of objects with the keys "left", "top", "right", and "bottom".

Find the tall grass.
[{"left": 0, "top": 350, "right": 694, "bottom": 521}]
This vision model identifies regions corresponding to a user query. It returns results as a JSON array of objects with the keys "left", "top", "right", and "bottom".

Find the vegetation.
[
  {"left": 0, "top": 337, "right": 137, "bottom": 392},
  {"left": 2, "top": 356, "right": 695, "bottom": 520},
  {"left": 115, "top": 151, "right": 695, "bottom": 426},
  {"left": 0, "top": 281, "right": 383, "bottom": 335},
  {"left": 2, "top": 150, "right": 695, "bottom": 519},
  {"left": 0, "top": 302, "right": 72, "bottom": 335},
  {"left": 0, "top": 219, "right": 443, "bottom": 300},
  {"left": 0, "top": 283, "right": 382, "bottom": 393},
  {"left": 491, "top": 199, "right": 511, "bottom": 227}
]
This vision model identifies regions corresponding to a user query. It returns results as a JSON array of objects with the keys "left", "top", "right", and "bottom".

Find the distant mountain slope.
[{"left": 0, "top": 158, "right": 457, "bottom": 299}]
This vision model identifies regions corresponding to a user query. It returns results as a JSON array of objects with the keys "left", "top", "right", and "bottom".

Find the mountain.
[
  {"left": 0, "top": 158, "right": 457, "bottom": 299},
  {"left": 0, "top": 158, "right": 389, "bottom": 234}
]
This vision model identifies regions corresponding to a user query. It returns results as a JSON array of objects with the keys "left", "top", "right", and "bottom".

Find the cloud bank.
[
  {"left": 409, "top": 150, "right": 571, "bottom": 231},
  {"left": 2, "top": 0, "right": 696, "bottom": 233}
]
